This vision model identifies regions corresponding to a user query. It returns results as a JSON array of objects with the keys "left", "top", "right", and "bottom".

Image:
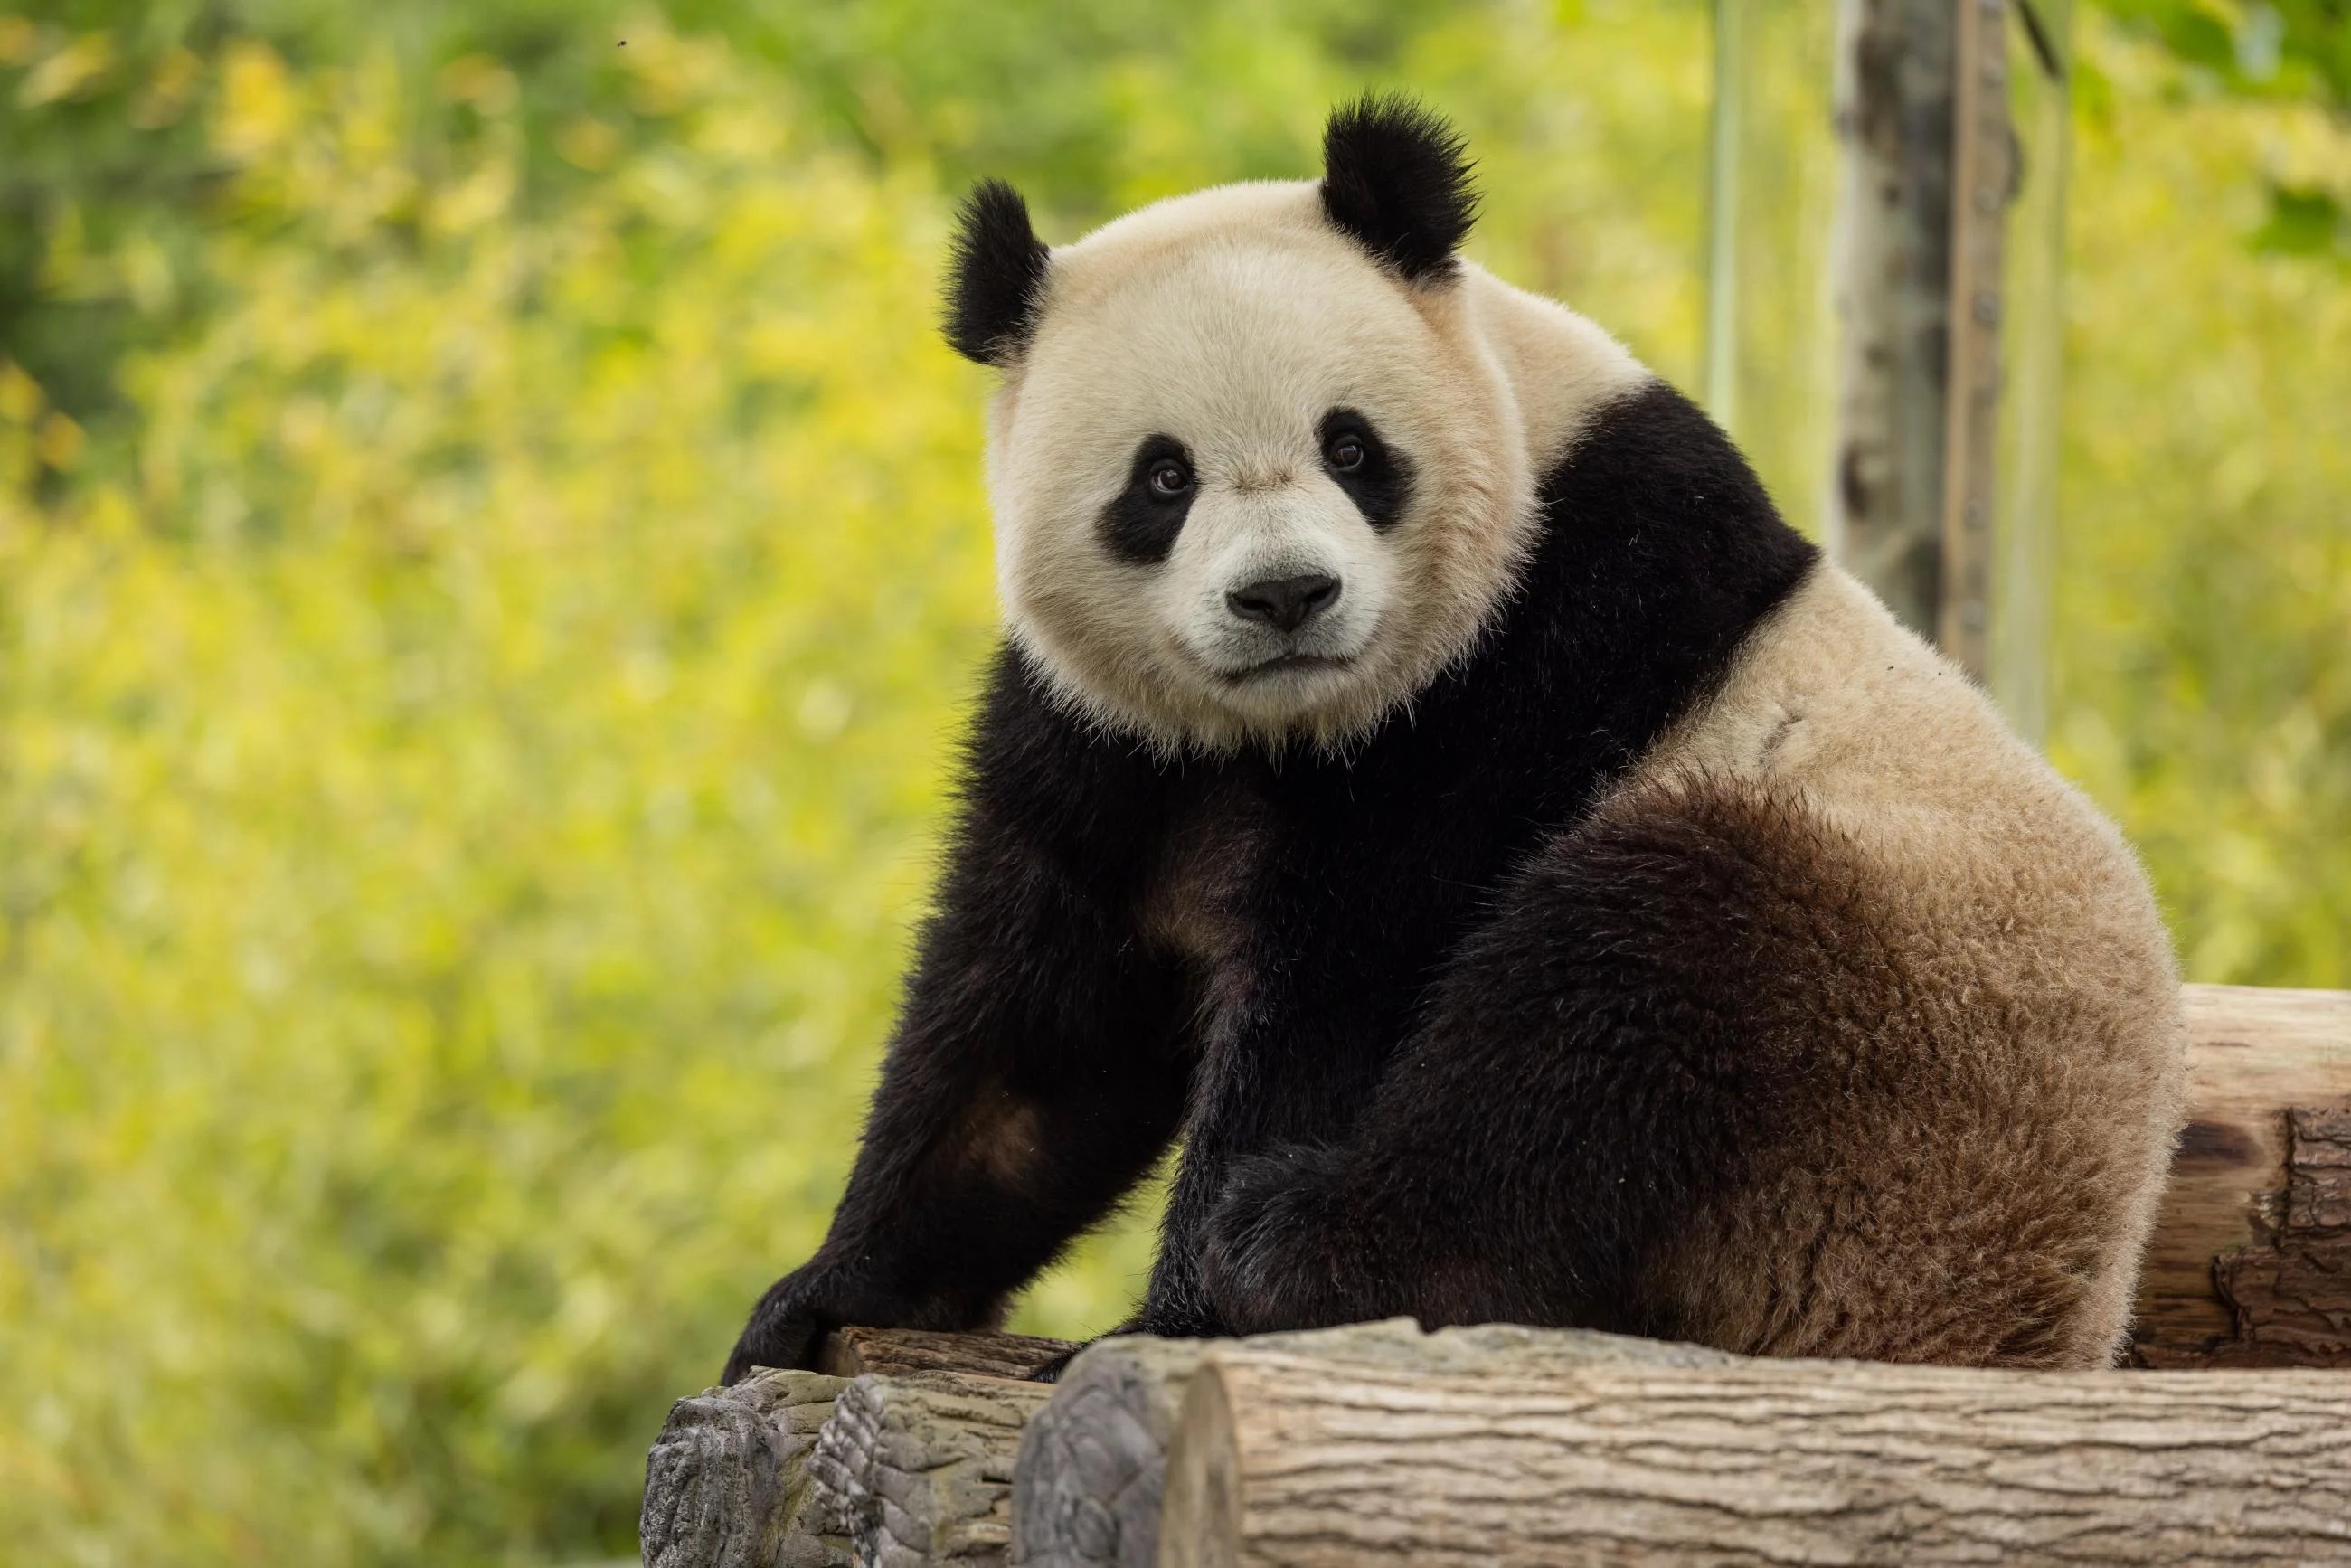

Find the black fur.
[
  {"left": 1317, "top": 406, "right": 1413, "bottom": 531},
  {"left": 1195, "top": 780, "right": 1861, "bottom": 1340},
  {"left": 1318, "top": 96, "right": 1478, "bottom": 285},
  {"left": 722, "top": 381, "right": 1818, "bottom": 1379},
  {"left": 1098, "top": 435, "right": 1198, "bottom": 564},
  {"left": 943, "top": 179, "right": 1053, "bottom": 366}
]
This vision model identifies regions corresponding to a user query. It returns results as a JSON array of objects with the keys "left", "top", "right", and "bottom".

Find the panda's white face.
[{"left": 987, "top": 183, "right": 1534, "bottom": 754}]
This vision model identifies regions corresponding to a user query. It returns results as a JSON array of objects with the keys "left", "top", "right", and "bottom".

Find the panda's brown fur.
[{"left": 722, "top": 98, "right": 2183, "bottom": 1383}]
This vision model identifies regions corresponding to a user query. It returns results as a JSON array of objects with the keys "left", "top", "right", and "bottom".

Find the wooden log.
[
  {"left": 2139, "top": 983, "right": 2351, "bottom": 1366},
  {"left": 641, "top": 1367, "right": 851, "bottom": 1568},
  {"left": 1011, "top": 1336, "right": 1211, "bottom": 1568},
  {"left": 806, "top": 1371, "right": 1053, "bottom": 1567},
  {"left": 645, "top": 982, "right": 2348, "bottom": 1564},
  {"left": 1157, "top": 1346, "right": 2351, "bottom": 1567},
  {"left": 641, "top": 1330, "right": 1073, "bottom": 1568},
  {"left": 1011, "top": 1319, "right": 1734, "bottom": 1568},
  {"left": 1016, "top": 985, "right": 2350, "bottom": 1563},
  {"left": 819, "top": 1327, "right": 1077, "bottom": 1382}
]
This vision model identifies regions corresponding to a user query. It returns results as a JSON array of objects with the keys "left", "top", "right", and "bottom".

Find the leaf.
[{"left": 2252, "top": 182, "right": 2346, "bottom": 254}]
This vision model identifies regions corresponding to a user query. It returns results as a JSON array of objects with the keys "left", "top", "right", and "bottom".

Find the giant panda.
[{"left": 722, "top": 97, "right": 2185, "bottom": 1383}]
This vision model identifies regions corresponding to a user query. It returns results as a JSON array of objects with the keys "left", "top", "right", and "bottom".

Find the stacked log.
[
  {"left": 641, "top": 984, "right": 2351, "bottom": 1566},
  {"left": 804, "top": 1371, "right": 1053, "bottom": 1566},
  {"left": 641, "top": 1366, "right": 849, "bottom": 1568},
  {"left": 641, "top": 1330, "right": 1073, "bottom": 1568},
  {"left": 1012, "top": 1320, "right": 1734, "bottom": 1568},
  {"left": 2134, "top": 985, "right": 2351, "bottom": 1366},
  {"left": 1153, "top": 1341, "right": 2351, "bottom": 1565}
]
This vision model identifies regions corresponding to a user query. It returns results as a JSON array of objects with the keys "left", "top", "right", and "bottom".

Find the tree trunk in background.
[{"left": 1828, "top": 0, "right": 2012, "bottom": 676}]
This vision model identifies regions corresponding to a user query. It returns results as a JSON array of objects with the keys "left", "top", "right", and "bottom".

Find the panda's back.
[{"left": 1596, "top": 560, "right": 2186, "bottom": 1365}]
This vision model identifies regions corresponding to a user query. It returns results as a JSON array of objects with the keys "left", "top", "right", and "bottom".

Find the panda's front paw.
[
  {"left": 722, "top": 1263, "right": 852, "bottom": 1384},
  {"left": 1201, "top": 1144, "right": 1365, "bottom": 1335}
]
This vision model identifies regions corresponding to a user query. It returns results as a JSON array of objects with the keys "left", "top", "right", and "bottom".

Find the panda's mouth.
[{"left": 1222, "top": 652, "right": 1351, "bottom": 683}]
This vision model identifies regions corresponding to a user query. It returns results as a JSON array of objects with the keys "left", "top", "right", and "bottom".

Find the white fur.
[{"left": 982, "top": 180, "right": 1648, "bottom": 754}]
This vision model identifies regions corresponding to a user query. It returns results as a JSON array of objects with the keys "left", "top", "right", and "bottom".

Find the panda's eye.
[
  {"left": 1147, "top": 458, "right": 1193, "bottom": 498},
  {"left": 1317, "top": 408, "right": 1410, "bottom": 531}
]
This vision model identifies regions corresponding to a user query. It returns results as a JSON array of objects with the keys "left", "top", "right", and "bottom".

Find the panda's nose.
[{"left": 1226, "top": 573, "right": 1342, "bottom": 634}]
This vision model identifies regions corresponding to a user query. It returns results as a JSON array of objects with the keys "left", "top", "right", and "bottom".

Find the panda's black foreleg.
[
  {"left": 1131, "top": 991, "right": 1412, "bottom": 1346},
  {"left": 1197, "top": 788, "right": 1828, "bottom": 1340},
  {"left": 722, "top": 823, "right": 1196, "bottom": 1384}
]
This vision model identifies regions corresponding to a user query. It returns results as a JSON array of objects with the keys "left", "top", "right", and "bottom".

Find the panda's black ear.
[
  {"left": 1319, "top": 95, "right": 1478, "bottom": 286},
  {"left": 943, "top": 178, "right": 1053, "bottom": 366}
]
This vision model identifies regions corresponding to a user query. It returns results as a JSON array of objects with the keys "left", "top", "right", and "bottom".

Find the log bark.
[
  {"left": 817, "top": 1327, "right": 1078, "bottom": 1381},
  {"left": 642, "top": 1368, "right": 852, "bottom": 1568},
  {"left": 1012, "top": 1319, "right": 1734, "bottom": 1568},
  {"left": 1157, "top": 1346, "right": 2351, "bottom": 1567},
  {"left": 2139, "top": 983, "right": 2351, "bottom": 1367},
  {"left": 1011, "top": 1336, "right": 1211, "bottom": 1568},
  {"left": 806, "top": 1371, "right": 1054, "bottom": 1567},
  {"left": 641, "top": 1330, "right": 1073, "bottom": 1568}
]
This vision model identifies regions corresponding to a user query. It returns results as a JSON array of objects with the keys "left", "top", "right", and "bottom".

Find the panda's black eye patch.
[
  {"left": 1100, "top": 434, "right": 1196, "bottom": 564},
  {"left": 1317, "top": 408, "right": 1412, "bottom": 531}
]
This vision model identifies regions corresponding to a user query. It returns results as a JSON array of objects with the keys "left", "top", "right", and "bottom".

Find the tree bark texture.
[
  {"left": 641, "top": 1330, "right": 1072, "bottom": 1568},
  {"left": 1012, "top": 1319, "right": 1736, "bottom": 1568},
  {"left": 819, "top": 1327, "right": 1079, "bottom": 1382},
  {"left": 805, "top": 1371, "right": 1055, "bottom": 1568},
  {"left": 642, "top": 1367, "right": 853, "bottom": 1568},
  {"left": 2138, "top": 984, "right": 2351, "bottom": 1367},
  {"left": 1933, "top": 0, "right": 2012, "bottom": 675},
  {"left": 1157, "top": 1346, "right": 2351, "bottom": 1567},
  {"left": 1829, "top": 0, "right": 1963, "bottom": 639}
]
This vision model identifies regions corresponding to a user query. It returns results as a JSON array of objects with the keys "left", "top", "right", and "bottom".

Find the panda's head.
[{"left": 948, "top": 98, "right": 1537, "bottom": 754}]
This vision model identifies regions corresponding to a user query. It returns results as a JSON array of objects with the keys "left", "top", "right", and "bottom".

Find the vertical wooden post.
[
  {"left": 1989, "top": 0, "right": 2073, "bottom": 743},
  {"left": 1827, "top": 0, "right": 2014, "bottom": 675},
  {"left": 1703, "top": 0, "right": 1747, "bottom": 430},
  {"left": 1939, "top": 0, "right": 2010, "bottom": 676}
]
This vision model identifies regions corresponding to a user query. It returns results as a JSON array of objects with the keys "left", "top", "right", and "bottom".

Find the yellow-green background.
[{"left": 2, "top": 3, "right": 2346, "bottom": 1563}]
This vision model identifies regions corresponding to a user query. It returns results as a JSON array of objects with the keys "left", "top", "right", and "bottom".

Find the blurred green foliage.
[
  {"left": 2099, "top": 0, "right": 2351, "bottom": 107},
  {"left": 0, "top": 3, "right": 2346, "bottom": 1564},
  {"left": 2091, "top": 0, "right": 2351, "bottom": 255},
  {"left": 2055, "top": 10, "right": 2351, "bottom": 983}
]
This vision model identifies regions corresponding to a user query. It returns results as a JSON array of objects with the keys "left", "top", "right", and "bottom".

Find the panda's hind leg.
[{"left": 1198, "top": 777, "right": 2113, "bottom": 1364}]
